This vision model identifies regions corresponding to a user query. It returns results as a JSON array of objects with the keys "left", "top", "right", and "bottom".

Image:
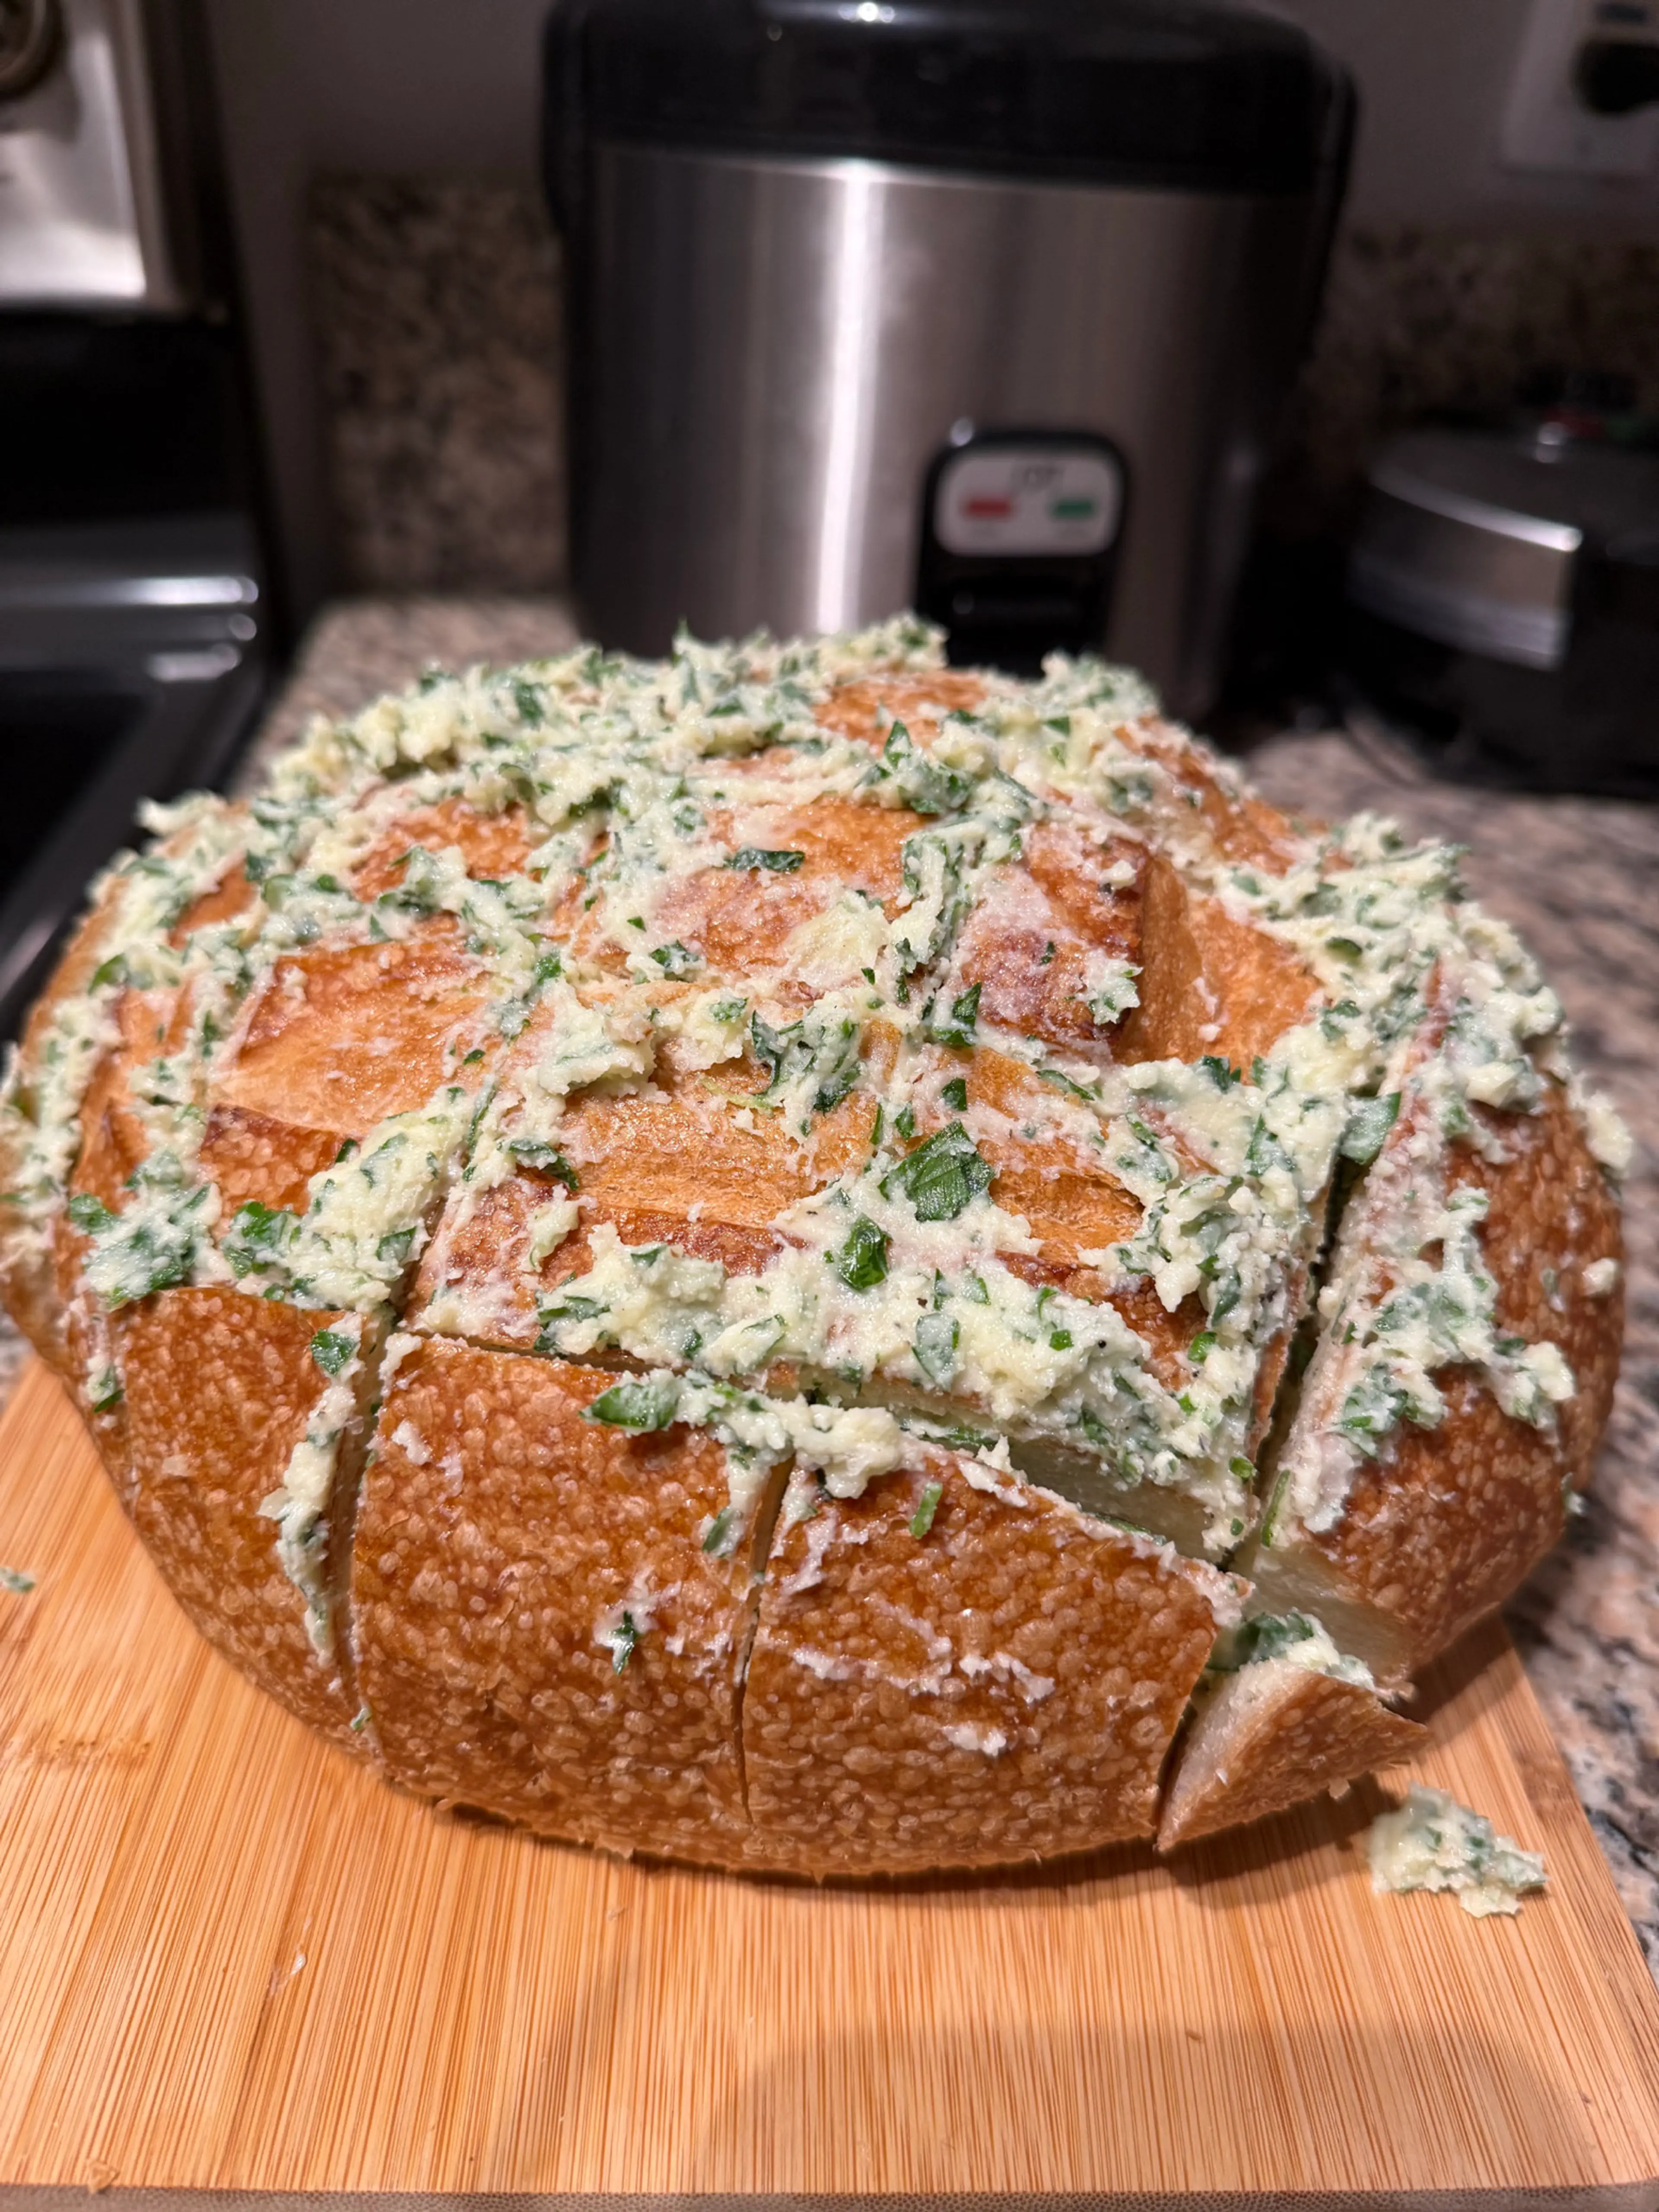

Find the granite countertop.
[{"left": 28, "top": 595, "right": 1659, "bottom": 1967}]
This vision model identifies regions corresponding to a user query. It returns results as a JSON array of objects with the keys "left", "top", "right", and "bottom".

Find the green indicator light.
[{"left": 1051, "top": 497, "right": 1096, "bottom": 520}]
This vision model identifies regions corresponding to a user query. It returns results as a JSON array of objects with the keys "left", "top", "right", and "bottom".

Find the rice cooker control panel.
[{"left": 916, "top": 429, "right": 1127, "bottom": 674}]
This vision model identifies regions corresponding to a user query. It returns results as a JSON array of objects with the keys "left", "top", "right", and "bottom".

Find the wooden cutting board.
[{"left": 1, "top": 1357, "right": 1656, "bottom": 2208}]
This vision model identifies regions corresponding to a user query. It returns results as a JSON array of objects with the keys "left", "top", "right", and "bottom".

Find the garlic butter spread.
[
  {"left": 0, "top": 620, "right": 1626, "bottom": 1638},
  {"left": 1207, "top": 1608, "right": 1378, "bottom": 1690},
  {"left": 1367, "top": 1785, "right": 1546, "bottom": 1916}
]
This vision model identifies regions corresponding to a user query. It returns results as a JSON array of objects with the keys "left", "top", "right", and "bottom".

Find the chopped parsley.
[
  {"left": 508, "top": 1138, "right": 580, "bottom": 1187},
  {"left": 223, "top": 1200, "right": 299, "bottom": 1279},
  {"left": 1340, "top": 1091, "right": 1402, "bottom": 1165},
  {"left": 833, "top": 1216, "right": 890, "bottom": 1292},
  {"left": 648, "top": 940, "right": 699, "bottom": 978},
  {"left": 309, "top": 1329, "right": 356, "bottom": 1379},
  {"left": 881, "top": 1122, "right": 993, "bottom": 1223},
  {"left": 702, "top": 1505, "right": 739, "bottom": 1557},
  {"left": 913, "top": 1310, "right": 960, "bottom": 1386},
  {"left": 928, "top": 982, "right": 982, "bottom": 1050},
  {"left": 725, "top": 847, "right": 806, "bottom": 874},
  {"left": 868, "top": 719, "right": 974, "bottom": 815},
  {"left": 585, "top": 1377, "right": 681, "bottom": 1431}
]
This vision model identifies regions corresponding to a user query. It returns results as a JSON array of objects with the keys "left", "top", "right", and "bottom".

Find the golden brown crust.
[
  {"left": 953, "top": 820, "right": 1144, "bottom": 1052},
  {"left": 1118, "top": 853, "right": 1319, "bottom": 1073},
  {"left": 172, "top": 858, "right": 257, "bottom": 940},
  {"left": 352, "top": 1338, "right": 769, "bottom": 1862},
  {"left": 815, "top": 670, "right": 989, "bottom": 748},
  {"left": 216, "top": 932, "right": 494, "bottom": 1135},
  {"left": 48, "top": 1218, "right": 134, "bottom": 1506},
  {"left": 1156, "top": 1662, "right": 1427, "bottom": 1851},
  {"left": 1116, "top": 717, "right": 1303, "bottom": 873},
  {"left": 934, "top": 1044, "right": 1208, "bottom": 1384},
  {"left": 410, "top": 992, "right": 891, "bottom": 1351},
  {"left": 409, "top": 1024, "right": 1211, "bottom": 1405},
  {"left": 121, "top": 1287, "right": 369, "bottom": 1746},
  {"left": 741, "top": 1462, "right": 1230, "bottom": 1875},
  {"left": 17, "top": 876, "right": 125, "bottom": 1066},
  {"left": 1451, "top": 1085, "right": 1623, "bottom": 1485},
  {"left": 353, "top": 798, "right": 535, "bottom": 899},
  {"left": 641, "top": 797, "right": 922, "bottom": 982},
  {"left": 71, "top": 988, "right": 195, "bottom": 1213},
  {"left": 198, "top": 1106, "right": 346, "bottom": 1215}
]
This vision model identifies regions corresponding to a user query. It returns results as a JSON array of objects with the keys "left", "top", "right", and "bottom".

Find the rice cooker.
[{"left": 543, "top": 0, "right": 1352, "bottom": 717}]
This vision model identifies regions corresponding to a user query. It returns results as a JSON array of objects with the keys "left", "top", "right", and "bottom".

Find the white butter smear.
[{"left": 1367, "top": 1785, "right": 1546, "bottom": 1917}]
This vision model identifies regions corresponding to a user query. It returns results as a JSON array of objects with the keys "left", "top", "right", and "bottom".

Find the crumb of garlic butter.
[{"left": 1367, "top": 1784, "right": 1545, "bottom": 1917}]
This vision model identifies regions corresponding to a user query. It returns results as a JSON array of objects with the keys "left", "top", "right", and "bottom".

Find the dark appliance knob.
[
  {"left": 0, "top": 0, "right": 60, "bottom": 100},
  {"left": 1574, "top": 35, "right": 1659, "bottom": 114}
]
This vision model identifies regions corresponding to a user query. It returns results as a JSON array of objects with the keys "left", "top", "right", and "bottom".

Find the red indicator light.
[{"left": 963, "top": 496, "right": 1014, "bottom": 518}]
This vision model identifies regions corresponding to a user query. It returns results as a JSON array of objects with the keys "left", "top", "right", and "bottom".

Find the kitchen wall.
[{"left": 203, "top": 0, "right": 1659, "bottom": 615}]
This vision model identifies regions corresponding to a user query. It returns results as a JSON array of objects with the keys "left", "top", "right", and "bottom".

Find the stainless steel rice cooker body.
[{"left": 544, "top": 0, "right": 1351, "bottom": 718}]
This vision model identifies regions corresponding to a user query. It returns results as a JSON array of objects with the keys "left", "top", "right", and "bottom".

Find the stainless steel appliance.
[
  {"left": 544, "top": 0, "right": 1352, "bottom": 715},
  {"left": 1345, "top": 424, "right": 1659, "bottom": 797},
  {"left": 0, "top": 0, "right": 270, "bottom": 1035},
  {"left": 0, "top": 0, "right": 204, "bottom": 309}
]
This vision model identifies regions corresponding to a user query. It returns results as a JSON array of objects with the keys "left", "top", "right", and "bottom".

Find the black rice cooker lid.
[{"left": 543, "top": 0, "right": 1353, "bottom": 198}]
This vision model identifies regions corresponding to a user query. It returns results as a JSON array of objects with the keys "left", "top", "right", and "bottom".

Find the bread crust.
[
  {"left": 352, "top": 1337, "right": 769, "bottom": 1863},
  {"left": 121, "top": 1286, "right": 370, "bottom": 1746},
  {"left": 0, "top": 889, "right": 127, "bottom": 1380},
  {"left": 742, "top": 1460, "right": 1233, "bottom": 1874},
  {"left": 1157, "top": 1662, "right": 1427, "bottom": 1851},
  {"left": 215, "top": 931, "right": 495, "bottom": 1137},
  {"left": 1117, "top": 854, "right": 1318, "bottom": 1074}
]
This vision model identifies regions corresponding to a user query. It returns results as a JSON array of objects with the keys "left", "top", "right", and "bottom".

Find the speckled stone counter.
[{"left": 22, "top": 594, "right": 1659, "bottom": 1971}]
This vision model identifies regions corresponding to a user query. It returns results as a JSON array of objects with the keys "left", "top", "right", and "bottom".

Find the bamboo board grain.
[{"left": 0, "top": 1358, "right": 1656, "bottom": 2209}]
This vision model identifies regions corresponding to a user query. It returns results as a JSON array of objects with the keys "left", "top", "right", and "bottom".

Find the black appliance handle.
[
  {"left": 1288, "top": 61, "right": 1357, "bottom": 379},
  {"left": 542, "top": 0, "right": 596, "bottom": 239},
  {"left": 0, "top": 658, "right": 267, "bottom": 1044}
]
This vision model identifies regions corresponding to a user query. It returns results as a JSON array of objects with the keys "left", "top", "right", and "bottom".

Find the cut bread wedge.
[
  {"left": 352, "top": 1337, "right": 782, "bottom": 1866},
  {"left": 742, "top": 1458, "right": 1240, "bottom": 1875},
  {"left": 1248, "top": 1053, "right": 1622, "bottom": 1681},
  {"left": 1157, "top": 1656, "right": 1426, "bottom": 1852}
]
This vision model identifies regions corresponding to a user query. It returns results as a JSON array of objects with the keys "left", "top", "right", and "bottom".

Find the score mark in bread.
[{"left": 0, "top": 619, "right": 1626, "bottom": 1875}]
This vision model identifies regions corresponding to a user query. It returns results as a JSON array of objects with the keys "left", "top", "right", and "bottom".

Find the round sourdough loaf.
[{"left": 0, "top": 622, "right": 1626, "bottom": 1872}]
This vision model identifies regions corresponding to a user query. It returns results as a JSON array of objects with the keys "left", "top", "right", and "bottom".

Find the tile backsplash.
[{"left": 308, "top": 174, "right": 1659, "bottom": 594}]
